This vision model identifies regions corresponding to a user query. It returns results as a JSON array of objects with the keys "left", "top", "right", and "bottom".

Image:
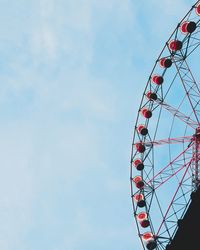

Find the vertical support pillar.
[{"left": 193, "top": 127, "right": 200, "bottom": 190}]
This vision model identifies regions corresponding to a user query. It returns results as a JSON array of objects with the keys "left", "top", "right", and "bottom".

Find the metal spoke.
[
  {"left": 148, "top": 144, "right": 193, "bottom": 189},
  {"left": 141, "top": 135, "right": 193, "bottom": 147},
  {"left": 156, "top": 99, "right": 198, "bottom": 129},
  {"left": 156, "top": 159, "right": 193, "bottom": 236},
  {"left": 171, "top": 55, "right": 200, "bottom": 123}
]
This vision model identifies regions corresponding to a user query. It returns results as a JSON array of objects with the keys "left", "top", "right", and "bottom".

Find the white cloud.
[{"left": 31, "top": 26, "right": 57, "bottom": 60}]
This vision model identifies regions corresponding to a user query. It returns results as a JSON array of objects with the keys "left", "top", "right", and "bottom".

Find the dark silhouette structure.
[{"left": 166, "top": 188, "right": 200, "bottom": 250}]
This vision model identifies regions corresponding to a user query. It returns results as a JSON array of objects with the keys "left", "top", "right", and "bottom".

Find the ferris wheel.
[{"left": 130, "top": 1, "right": 200, "bottom": 249}]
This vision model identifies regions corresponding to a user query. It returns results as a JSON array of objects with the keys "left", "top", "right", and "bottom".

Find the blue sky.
[{"left": 0, "top": 0, "right": 195, "bottom": 250}]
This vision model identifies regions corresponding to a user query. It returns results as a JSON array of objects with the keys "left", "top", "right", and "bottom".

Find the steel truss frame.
[{"left": 130, "top": 1, "right": 200, "bottom": 249}]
